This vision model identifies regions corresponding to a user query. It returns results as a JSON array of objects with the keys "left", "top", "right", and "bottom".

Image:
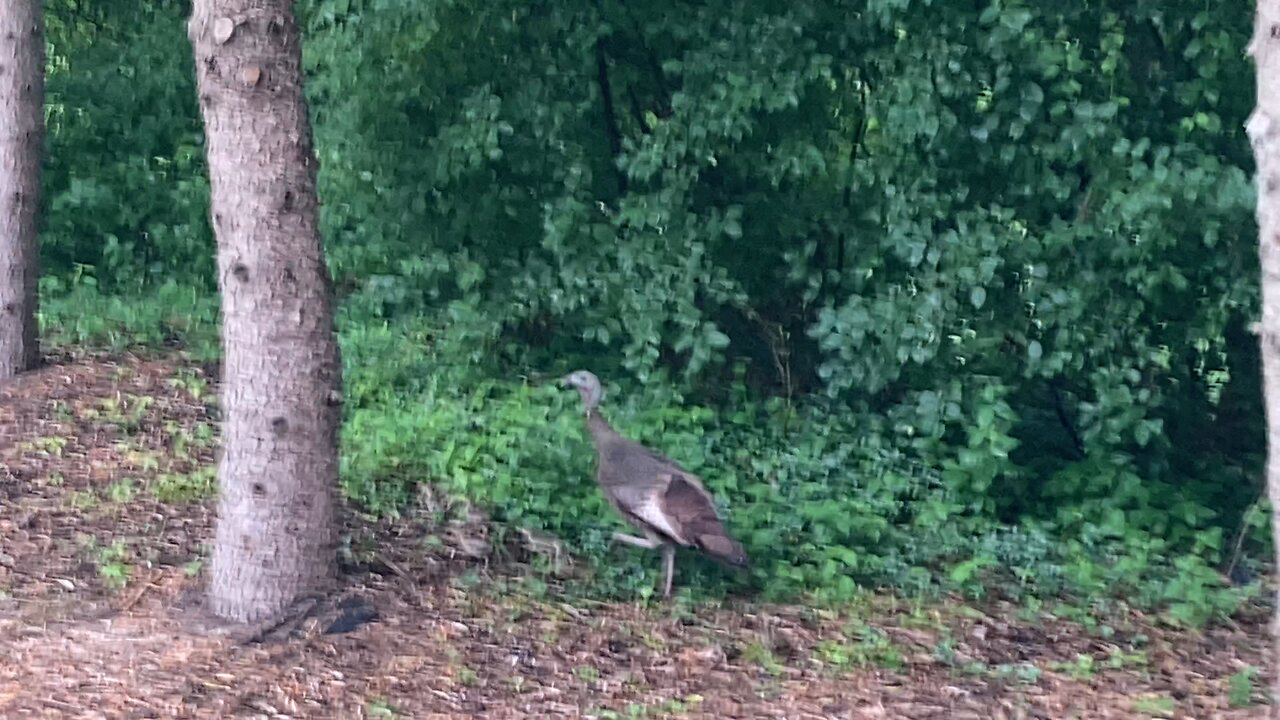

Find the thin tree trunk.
[
  {"left": 1246, "top": 1, "right": 1280, "bottom": 713},
  {"left": 189, "top": 0, "right": 343, "bottom": 624},
  {"left": 0, "top": 0, "right": 44, "bottom": 379}
]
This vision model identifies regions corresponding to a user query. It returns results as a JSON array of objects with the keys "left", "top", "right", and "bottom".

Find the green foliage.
[
  {"left": 39, "top": 277, "right": 220, "bottom": 359},
  {"left": 1228, "top": 665, "right": 1259, "bottom": 708},
  {"left": 37, "top": 0, "right": 1267, "bottom": 623},
  {"left": 152, "top": 466, "right": 218, "bottom": 504},
  {"left": 44, "top": 1, "right": 211, "bottom": 291},
  {"left": 1130, "top": 695, "right": 1176, "bottom": 717},
  {"left": 78, "top": 535, "right": 133, "bottom": 591}
]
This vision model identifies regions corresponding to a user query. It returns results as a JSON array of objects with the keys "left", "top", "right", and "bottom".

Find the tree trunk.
[
  {"left": 1247, "top": 1, "right": 1280, "bottom": 714},
  {"left": 189, "top": 0, "right": 343, "bottom": 624},
  {"left": 0, "top": 0, "right": 44, "bottom": 379}
]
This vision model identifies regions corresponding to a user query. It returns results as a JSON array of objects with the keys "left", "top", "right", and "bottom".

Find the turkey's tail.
[
  {"left": 695, "top": 532, "right": 750, "bottom": 568},
  {"left": 661, "top": 474, "right": 751, "bottom": 568}
]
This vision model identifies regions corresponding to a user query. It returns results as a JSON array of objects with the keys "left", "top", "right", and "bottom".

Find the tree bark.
[
  {"left": 1246, "top": 1, "right": 1280, "bottom": 714},
  {"left": 189, "top": 0, "right": 343, "bottom": 624},
  {"left": 0, "top": 0, "right": 44, "bottom": 379}
]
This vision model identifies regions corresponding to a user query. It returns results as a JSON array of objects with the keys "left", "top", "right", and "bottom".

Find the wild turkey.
[{"left": 561, "top": 369, "right": 749, "bottom": 597}]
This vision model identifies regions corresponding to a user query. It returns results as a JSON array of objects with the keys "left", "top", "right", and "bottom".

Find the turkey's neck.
[{"left": 584, "top": 408, "right": 618, "bottom": 446}]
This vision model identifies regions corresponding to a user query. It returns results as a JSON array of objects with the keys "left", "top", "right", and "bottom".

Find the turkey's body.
[{"left": 581, "top": 406, "right": 748, "bottom": 596}]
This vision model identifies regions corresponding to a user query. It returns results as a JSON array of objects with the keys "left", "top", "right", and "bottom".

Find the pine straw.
[
  {"left": 0, "top": 352, "right": 1272, "bottom": 719},
  {"left": 0, "top": 581, "right": 1269, "bottom": 719}
]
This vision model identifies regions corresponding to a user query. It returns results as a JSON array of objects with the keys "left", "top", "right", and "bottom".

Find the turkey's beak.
[{"left": 558, "top": 374, "right": 574, "bottom": 389}]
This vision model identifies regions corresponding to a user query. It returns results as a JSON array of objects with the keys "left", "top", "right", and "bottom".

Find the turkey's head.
[{"left": 561, "top": 369, "right": 603, "bottom": 412}]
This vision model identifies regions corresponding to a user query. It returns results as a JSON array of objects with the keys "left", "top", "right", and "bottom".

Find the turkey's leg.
[
  {"left": 661, "top": 544, "right": 675, "bottom": 598},
  {"left": 612, "top": 532, "right": 661, "bottom": 550}
]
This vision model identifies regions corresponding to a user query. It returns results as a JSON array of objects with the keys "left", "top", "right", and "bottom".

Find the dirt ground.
[{"left": 0, "top": 352, "right": 1271, "bottom": 719}]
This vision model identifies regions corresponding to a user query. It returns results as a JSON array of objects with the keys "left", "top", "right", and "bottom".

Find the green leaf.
[
  {"left": 706, "top": 329, "right": 731, "bottom": 348},
  {"left": 969, "top": 286, "right": 987, "bottom": 309}
]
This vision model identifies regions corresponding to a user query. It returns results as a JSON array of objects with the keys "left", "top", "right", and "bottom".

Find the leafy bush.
[
  {"left": 44, "top": 1, "right": 212, "bottom": 292},
  {"left": 39, "top": 277, "right": 219, "bottom": 358},
  {"left": 34, "top": 0, "right": 1267, "bottom": 623},
  {"left": 332, "top": 319, "right": 1256, "bottom": 619}
]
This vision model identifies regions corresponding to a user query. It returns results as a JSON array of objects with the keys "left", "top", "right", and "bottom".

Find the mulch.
[{"left": 0, "top": 352, "right": 1271, "bottom": 718}]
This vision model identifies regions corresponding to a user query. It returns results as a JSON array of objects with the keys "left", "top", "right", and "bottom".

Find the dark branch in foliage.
[
  {"left": 619, "top": 4, "right": 673, "bottom": 118},
  {"left": 1050, "top": 381, "right": 1086, "bottom": 458},
  {"left": 837, "top": 80, "right": 870, "bottom": 277},
  {"left": 627, "top": 84, "right": 654, "bottom": 134},
  {"left": 594, "top": 36, "right": 627, "bottom": 197},
  {"left": 1074, "top": 165, "right": 1093, "bottom": 224},
  {"left": 640, "top": 48, "right": 673, "bottom": 120}
]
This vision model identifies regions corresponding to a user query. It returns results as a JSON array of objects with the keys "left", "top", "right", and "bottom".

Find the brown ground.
[{"left": 0, "top": 352, "right": 1271, "bottom": 719}]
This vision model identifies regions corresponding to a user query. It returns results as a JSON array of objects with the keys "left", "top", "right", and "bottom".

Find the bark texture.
[
  {"left": 189, "top": 0, "right": 343, "bottom": 624},
  {"left": 1246, "top": 1, "right": 1280, "bottom": 714},
  {"left": 0, "top": 0, "right": 44, "bottom": 379}
]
